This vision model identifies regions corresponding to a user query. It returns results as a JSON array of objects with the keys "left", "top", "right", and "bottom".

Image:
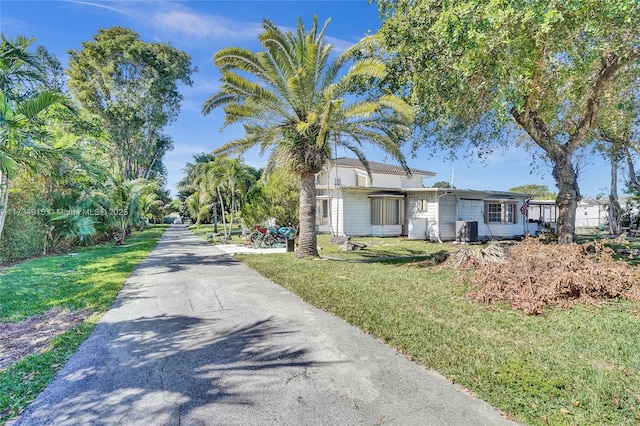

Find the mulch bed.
[{"left": 0, "top": 308, "right": 92, "bottom": 371}]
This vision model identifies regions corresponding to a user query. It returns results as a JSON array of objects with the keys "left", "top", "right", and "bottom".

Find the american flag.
[{"left": 520, "top": 199, "right": 530, "bottom": 216}]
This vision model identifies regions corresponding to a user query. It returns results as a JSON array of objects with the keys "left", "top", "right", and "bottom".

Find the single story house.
[{"left": 315, "top": 157, "right": 531, "bottom": 242}]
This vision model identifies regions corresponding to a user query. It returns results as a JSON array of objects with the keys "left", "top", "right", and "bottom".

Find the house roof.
[{"left": 332, "top": 157, "right": 435, "bottom": 177}]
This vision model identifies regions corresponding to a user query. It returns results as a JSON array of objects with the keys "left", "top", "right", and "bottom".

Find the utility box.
[{"left": 455, "top": 221, "right": 478, "bottom": 243}]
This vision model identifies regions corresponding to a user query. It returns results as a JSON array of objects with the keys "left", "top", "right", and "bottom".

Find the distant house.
[
  {"left": 528, "top": 198, "right": 608, "bottom": 234},
  {"left": 315, "top": 157, "right": 531, "bottom": 242}
]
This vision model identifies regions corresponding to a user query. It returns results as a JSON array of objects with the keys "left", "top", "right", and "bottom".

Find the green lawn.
[
  {"left": 0, "top": 226, "right": 166, "bottom": 424},
  {"left": 188, "top": 223, "right": 244, "bottom": 243},
  {"left": 239, "top": 236, "right": 640, "bottom": 425}
]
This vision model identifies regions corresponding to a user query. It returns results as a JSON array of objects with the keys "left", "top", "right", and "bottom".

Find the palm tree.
[
  {"left": 204, "top": 157, "right": 258, "bottom": 237},
  {"left": 176, "top": 152, "right": 216, "bottom": 196},
  {"left": 185, "top": 189, "right": 211, "bottom": 226},
  {"left": 0, "top": 35, "right": 75, "bottom": 238},
  {"left": 202, "top": 17, "right": 413, "bottom": 257},
  {"left": 95, "top": 177, "right": 147, "bottom": 244},
  {"left": 139, "top": 192, "right": 164, "bottom": 227}
]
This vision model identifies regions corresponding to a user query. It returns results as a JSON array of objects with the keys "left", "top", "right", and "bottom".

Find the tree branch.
[
  {"left": 568, "top": 47, "right": 640, "bottom": 151},
  {"left": 625, "top": 147, "right": 640, "bottom": 191}
]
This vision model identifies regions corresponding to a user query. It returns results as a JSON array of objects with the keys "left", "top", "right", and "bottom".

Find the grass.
[
  {"left": 238, "top": 236, "right": 640, "bottom": 425},
  {"left": 188, "top": 223, "right": 244, "bottom": 243},
  {"left": 0, "top": 226, "right": 166, "bottom": 424}
]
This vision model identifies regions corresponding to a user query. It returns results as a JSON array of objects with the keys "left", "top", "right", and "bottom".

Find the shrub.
[{"left": 0, "top": 191, "right": 48, "bottom": 263}]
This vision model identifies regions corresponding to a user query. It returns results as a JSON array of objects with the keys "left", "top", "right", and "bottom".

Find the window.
[
  {"left": 484, "top": 201, "right": 518, "bottom": 224},
  {"left": 487, "top": 203, "right": 502, "bottom": 223},
  {"left": 316, "top": 199, "right": 330, "bottom": 225},
  {"left": 371, "top": 197, "right": 405, "bottom": 225},
  {"left": 417, "top": 199, "right": 428, "bottom": 211}
]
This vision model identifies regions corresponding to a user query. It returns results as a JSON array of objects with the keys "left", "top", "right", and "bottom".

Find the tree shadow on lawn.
[
  {"left": 325, "top": 249, "right": 451, "bottom": 266},
  {"left": 15, "top": 315, "right": 337, "bottom": 425}
]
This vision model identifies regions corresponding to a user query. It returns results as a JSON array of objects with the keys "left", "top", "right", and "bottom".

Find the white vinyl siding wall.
[
  {"left": 342, "top": 192, "right": 371, "bottom": 236},
  {"left": 406, "top": 192, "right": 439, "bottom": 240},
  {"left": 438, "top": 195, "right": 456, "bottom": 241}
]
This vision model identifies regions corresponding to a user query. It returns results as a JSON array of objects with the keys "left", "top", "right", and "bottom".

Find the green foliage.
[
  {"left": 431, "top": 181, "right": 455, "bottom": 189},
  {"left": 241, "top": 168, "right": 300, "bottom": 227},
  {"left": 185, "top": 190, "right": 210, "bottom": 226},
  {"left": 67, "top": 27, "right": 193, "bottom": 179},
  {"left": 93, "top": 177, "right": 154, "bottom": 243},
  {"left": 180, "top": 156, "right": 259, "bottom": 231},
  {"left": 509, "top": 184, "right": 556, "bottom": 200},
  {"left": 0, "top": 183, "right": 47, "bottom": 263},
  {"left": 0, "top": 226, "right": 165, "bottom": 321},
  {"left": 0, "top": 34, "right": 80, "bottom": 245}
]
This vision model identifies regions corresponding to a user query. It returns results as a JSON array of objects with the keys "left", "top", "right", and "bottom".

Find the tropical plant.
[
  {"left": 94, "top": 177, "right": 148, "bottom": 244},
  {"left": 139, "top": 193, "right": 165, "bottom": 226},
  {"left": 241, "top": 167, "right": 299, "bottom": 228},
  {"left": 203, "top": 17, "right": 413, "bottom": 257},
  {"left": 185, "top": 189, "right": 211, "bottom": 226},
  {"left": 176, "top": 152, "right": 217, "bottom": 199},
  {"left": 0, "top": 35, "right": 76, "bottom": 239},
  {"left": 196, "top": 157, "right": 258, "bottom": 237}
]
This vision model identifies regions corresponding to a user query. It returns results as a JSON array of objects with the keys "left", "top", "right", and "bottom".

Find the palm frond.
[{"left": 202, "top": 92, "right": 237, "bottom": 116}]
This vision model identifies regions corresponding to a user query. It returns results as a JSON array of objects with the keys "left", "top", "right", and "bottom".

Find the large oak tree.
[{"left": 377, "top": 0, "right": 640, "bottom": 243}]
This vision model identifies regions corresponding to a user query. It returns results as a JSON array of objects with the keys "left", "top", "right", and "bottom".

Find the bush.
[{"left": 0, "top": 192, "right": 48, "bottom": 264}]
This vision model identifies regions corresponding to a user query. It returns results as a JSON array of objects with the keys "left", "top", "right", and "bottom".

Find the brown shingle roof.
[{"left": 332, "top": 157, "right": 435, "bottom": 177}]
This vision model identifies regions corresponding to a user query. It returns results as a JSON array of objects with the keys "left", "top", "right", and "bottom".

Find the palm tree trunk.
[
  {"left": 217, "top": 186, "right": 228, "bottom": 237},
  {"left": 296, "top": 174, "right": 318, "bottom": 258},
  {"left": 0, "top": 172, "right": 10, "bottom": 240}
]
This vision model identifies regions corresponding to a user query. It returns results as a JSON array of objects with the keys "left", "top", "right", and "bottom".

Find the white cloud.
[{"left": 66, "top": 0, "right": 263, "bottom": 41}]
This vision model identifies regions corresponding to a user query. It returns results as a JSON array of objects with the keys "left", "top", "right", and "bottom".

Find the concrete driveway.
[{"left": 13, "top": 225, "right": 517, "bottom": 425}]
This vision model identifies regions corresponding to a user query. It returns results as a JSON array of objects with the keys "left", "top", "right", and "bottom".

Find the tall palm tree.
[
  {"left": 203, "top": 17, "right": 413, "bottom": 257},
  {"left": 0, "top": 35, "right": 75, "bottom": 238},
  {"left": 176, "top": 152, "right": 216, "bottom": 196},
  {"left": 207, "top": 157, "right": 258, "bottom": 236}
]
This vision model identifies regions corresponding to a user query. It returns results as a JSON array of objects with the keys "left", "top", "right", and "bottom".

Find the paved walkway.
[{"left": 14, "top": 225, "right": 517, "bottom": 425}]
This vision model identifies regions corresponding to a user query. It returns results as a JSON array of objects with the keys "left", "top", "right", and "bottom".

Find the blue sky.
[{"left": 1, "top": 0, "right": 613, "bottom": 197}]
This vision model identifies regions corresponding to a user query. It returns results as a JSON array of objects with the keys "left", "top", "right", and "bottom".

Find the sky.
[{"left": 1, "top": 0, "right": 615, "bottom": 198}]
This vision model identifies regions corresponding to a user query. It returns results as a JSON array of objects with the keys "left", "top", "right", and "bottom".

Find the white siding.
[
  {"left": 342, "top": 192, "right": 371, "bottom": 236},
  {"left": 320, "top": 165, "right": 429, "bottom": 190},
  {"left": 371, "top": 225, "right": 403, "bottom": 236},
  {"left": 438, "top": 195, "right": 456, "bottom": 241},
  {"left": 406, "top": 192, "right": 439, "bottom": 240},
  {"left": 575, "top": 204, "right": 605, "bottom": 228},
  {"left": 316, "top": 191, "right": 345, "bottom": 236}
]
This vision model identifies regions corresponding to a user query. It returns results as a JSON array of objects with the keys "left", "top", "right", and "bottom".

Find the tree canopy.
[
  {"left": 376, "top": 0, "right": 640, "bottom": 243},
  {"left": 509, "top": 184, "right": 556, "bottom": 200},
  {"left": 67, "top": 27, "right": 193, "bottom": 180},
  {"left": 0, "top": 35, "right": 77, "bottom": 238}
]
